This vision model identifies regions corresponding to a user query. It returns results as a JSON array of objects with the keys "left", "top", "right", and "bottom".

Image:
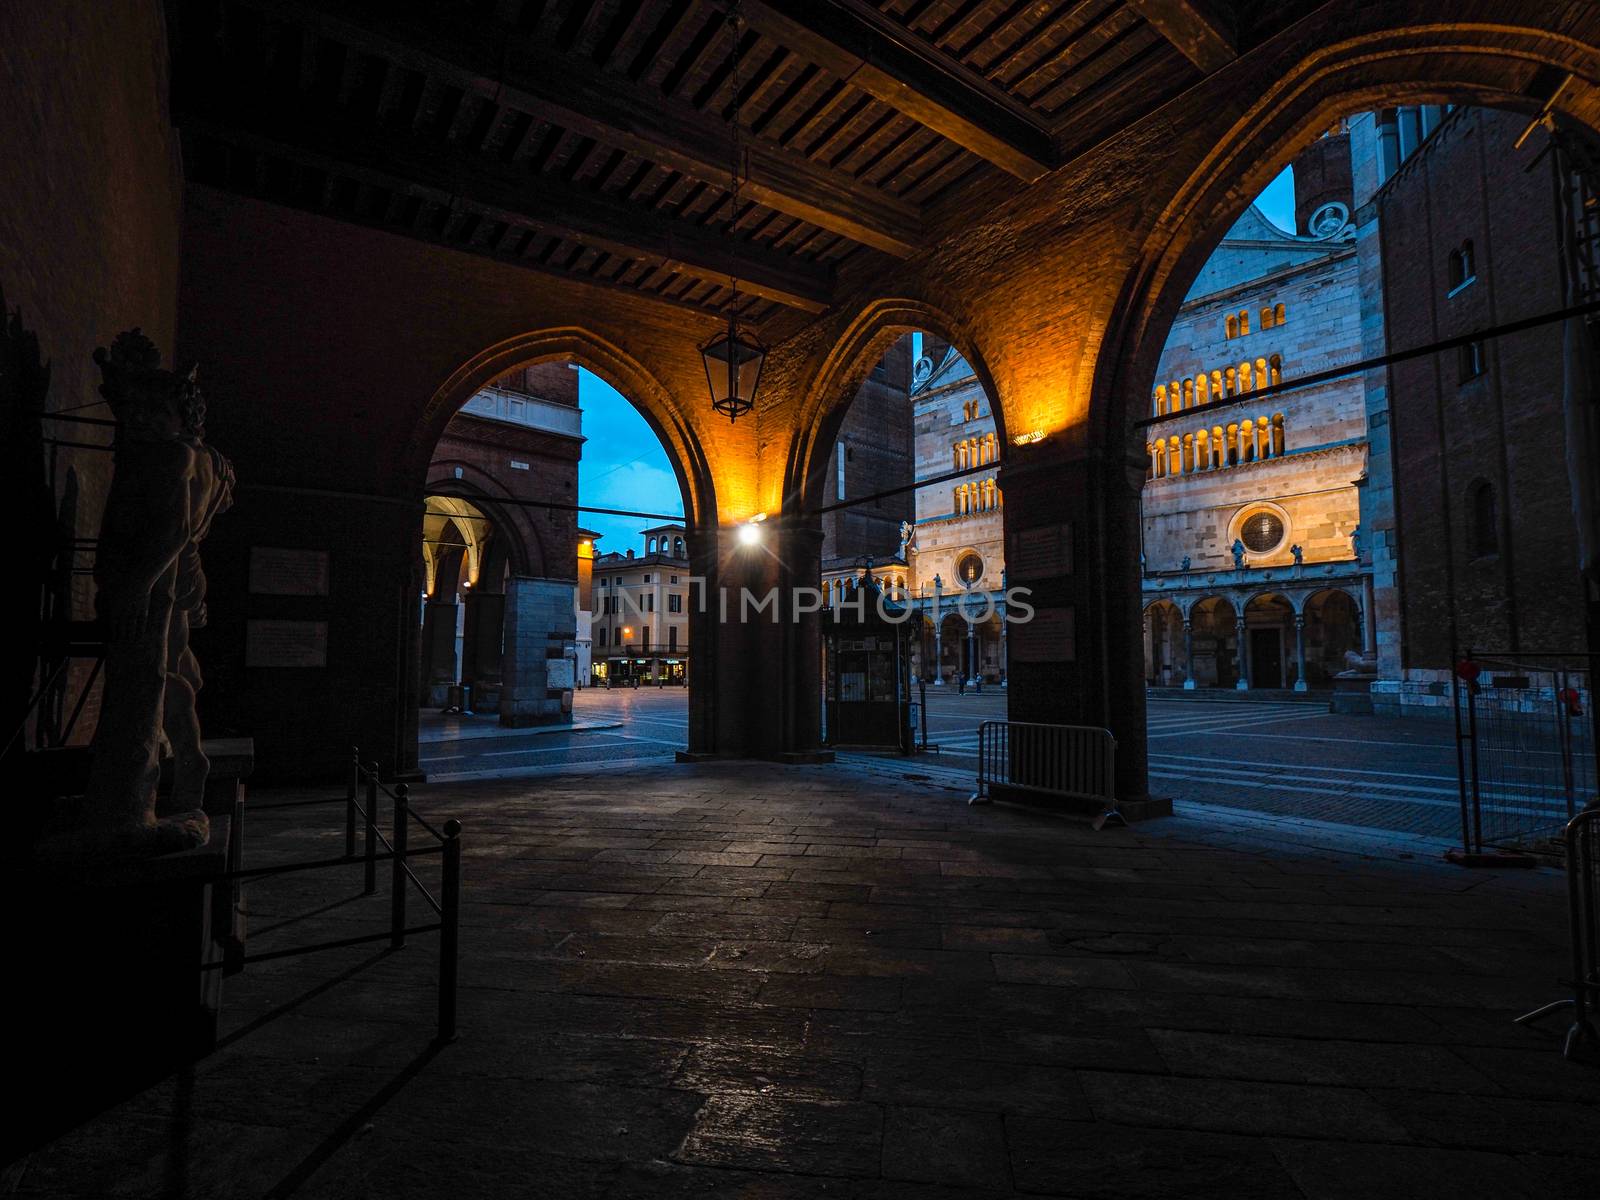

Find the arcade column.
[{"left": 997, "top": 440, "right": 1157, "bottom": 812}]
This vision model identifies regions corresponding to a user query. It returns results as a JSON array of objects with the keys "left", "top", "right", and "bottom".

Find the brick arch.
[
  {"left": 1090, "top": 11, "right": 1600, "bottom": 456},
  {"left": 423, "top": 463, "right": 544, "bottom": 579},
  {"left": 408, "top": 327, "right": 714, "bottom": 527},
  {"left": 781, "top": 296, "right": 1007, "bottom": 513}
]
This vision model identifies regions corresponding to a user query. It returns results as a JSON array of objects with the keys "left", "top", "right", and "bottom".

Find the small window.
[
  {"left": 1458, "top": 340, "right": 1485, "bottom": 383},
  {"left": 1448, "top": 240, "right": 1476, "bottom": 293},
  {"left": 642, "top": 573, "right": 651, "bottom": 583},
  {"left": 1470, "top": 480, "right": 1498, "bottom": 558},
  {"left": 668, "top": 593, "right": 683, "bottom": 613},
  {"left": 1225, "top": 314, "right": 1239, "bottom": 340},
  {"left": 597, "top": 628, "right": 607, "bottom": 647}
]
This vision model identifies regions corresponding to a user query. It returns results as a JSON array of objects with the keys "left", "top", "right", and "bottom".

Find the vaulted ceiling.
[{"left": 168, "top": 1, "right": 1309, "bottom": 328}]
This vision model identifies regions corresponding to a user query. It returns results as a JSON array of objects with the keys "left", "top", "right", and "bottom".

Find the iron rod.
[{"left": 439, "top": 819, "right": 463, "bottom": 1043}]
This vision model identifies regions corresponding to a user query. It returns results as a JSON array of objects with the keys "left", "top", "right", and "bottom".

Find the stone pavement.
[{"left": 8, "top": 760, "right": 1598, "bottom": 1198}]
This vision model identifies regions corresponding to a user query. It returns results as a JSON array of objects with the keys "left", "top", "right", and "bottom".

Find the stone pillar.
[
  {"left": 420, "top": 601, "right": 459, "bottom": 706},
  {"left": 1183, "top": 619, "right": 1196, "bottom": 690},
  {"left": 999, "top": 443, "right": 1150, "bottom": 805},
  {"left": 1362, "top": 574, "right": 1378, "bottom": 657},
  {"left": 1294, "top": 613, "right": 1309, "bottom": 693},
  {"left": 999, "top": 595, "right": 1008, "bottom": 686},
  {"left": 931, "top": 576, "right": 944, "bottom": 684},
  {"left": 500, "top": 577, "right": 577, "bottom": 727},
  {"left": 1235, "top": 616, "right": 1250, "bottom": 690},
  {"left": 966, "top": 618, "right": 978, "bottom": 683},
  {"left": 777, "top": 519, "right": 826, "bottom": 761}
]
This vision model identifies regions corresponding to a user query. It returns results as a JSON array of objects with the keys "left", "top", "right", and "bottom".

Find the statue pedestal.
[{"left": 8, "top": 813, "right": 235, "bottom": 1161}]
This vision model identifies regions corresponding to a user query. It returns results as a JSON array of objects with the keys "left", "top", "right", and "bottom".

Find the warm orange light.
[{"left": 1012, "top": 430, "right": 1045, "bottom": 446}]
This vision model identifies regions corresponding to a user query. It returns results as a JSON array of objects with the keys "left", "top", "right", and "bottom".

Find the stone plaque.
[
  {"left": 546, "top": 659, "right": 575, "bottom": 690},
  {"left": 1009, "top": 523, "right": 1073, "bottom": 580},
  {"left": 246, "top": 619, "right": 329, "bottom": 668},
  {"left": 249, "top": 546, "right": 330, "bottom": 596},
  {"left": 1008, "top": 605, "right": 1075, "bottom": 663}
]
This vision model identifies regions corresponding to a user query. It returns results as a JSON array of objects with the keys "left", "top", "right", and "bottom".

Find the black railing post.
[
  {"left": 345, "top": 746, "right": 359, "bottom": 857},
  {"left": 364, "top": 761, "right": 379, "bottom": 895},
  {"left": 439, "top": 818, "right": 463, "bottom": 1043},
  {"left": 391, "top": 783, "right": 408, "bottom": 950}
]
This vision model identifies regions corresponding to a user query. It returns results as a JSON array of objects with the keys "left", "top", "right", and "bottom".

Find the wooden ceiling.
[{"left": 169, "top": 1, "right": 1299, "bottom": 327}]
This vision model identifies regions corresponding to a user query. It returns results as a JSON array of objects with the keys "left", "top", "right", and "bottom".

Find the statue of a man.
[
  {"left": 1349, "top": 524, "right": 1362, "bottom": 557},
  {"left": 1231, "top": 538, "right": 1246, "bottom": 569},
  {"left": 898, "top": 519, "right": 916, "bottom": 556},
  {"left": 1291, "top": 544, "right": 1304, "bottom": 565},
  {"left": 77, "top": 331, "right": 232, "bottom": 857}
]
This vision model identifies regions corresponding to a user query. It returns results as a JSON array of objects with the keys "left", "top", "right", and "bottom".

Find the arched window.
[
  {"left": 1225, "top": 423, "right": 1239, "bottom": 467},
  {"left": 1195, "top": 373, "right": 1209, "bottom": 404},
  {"left": 1271, "top": 412, "right": 1286, "bottom": 456},
  {"left": 1239, "top": 310, "right": 1250, "bottom": 336},
  {"left": 1448, "top": 240, "right": 1476, "bottom": 292},
  {"left": 1225, "top": 314, "right": 1239, "bottom": 339},
  {"left": 1211, "top": 425, "right": 1224, "bottom": 469},
  {"left": 1470, "top": 480, "right": 1498, "bottom": 557},
  {"left": 674, "top": 537, "right": 685, "bottom": 556},
  {"left": 1211, "top": 369, "right": 1223, "bottom": 399},
  {"left": 1260, "top": 306, "right": 1274, "bottom": 330},
  {"left": 1268, "top": 353, "right": 1282, "bottom": 387},
  {"left": 1255, "top": 358, "right": 1267, "bottom": 391},
  {"left": 1225, "top": 367, "right": 1237, "bottom": 396},
  {"left": 1275, "top": 302, "right": 1287, "bottom": 325},
  {"left": 1238, "top": 360, "right": 1253, "bottom": 391},
  {"left": 1182, "top": 379, "right": 1194, "bottom": 409},
  {"left": 1154, "top": 384, "right": 1167, "bottom": 416},
  {"left": 1195, "top": 428, "right": 1209, "bottom": 470}
]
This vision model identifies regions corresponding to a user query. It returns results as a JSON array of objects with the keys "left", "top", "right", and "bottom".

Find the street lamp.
[{"left": 701, "top": 318, "right": 765, "bottom": 423}]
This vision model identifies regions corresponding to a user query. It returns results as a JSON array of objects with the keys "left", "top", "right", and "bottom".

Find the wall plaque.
[
  {"left": 249, "top": 546, "right": 330, "bottom": 596},
  {"left": 1008, "top": 523, "right": 1073, "bottom": 580},
  {"left": 1008, "top": 605, "right": 1075, "bottom": 663},
  {"left": 246, "top": 619, "right": 329, "bottom": 668}
]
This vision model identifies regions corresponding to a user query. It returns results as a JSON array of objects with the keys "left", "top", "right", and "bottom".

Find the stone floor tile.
[
  {"left": 1077, "top": 1071, "right": 1410, "bottom": 1142},
  {"left": 880, "top": 1106, "right": 1010, "bottom": 1189},
  {"left": 1270, "top": 1138, "right": 1561, "bottom": 1200},
  {"left": 1006, "top": 1117, "right": 1304, "bottom": 1199},
  {"left": 674, "top": 1095, "right": 885, "bottom": 1178},
  {"left": 1146, "top": 1029, "right": 1499, "bottom": 1091},
  {"left": 672, "top": 1045, "right": 863, "bottom": 1101}
]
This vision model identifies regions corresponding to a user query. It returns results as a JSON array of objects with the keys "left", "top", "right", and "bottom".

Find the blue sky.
[
  {"left": 577, "top": 370, "right": 683, "bottom": 554},
  {"left": 1255, "top": 164, "right": 1296, "bottom": 234},
  {"left": 573, "top": 167, "right": 1296, "bottom": 546}
]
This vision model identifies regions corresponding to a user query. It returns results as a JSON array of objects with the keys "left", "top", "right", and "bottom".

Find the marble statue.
[
  {"left": 77, "top": 330, "right": 234, "bottom": 857},
  {"left": 1180, "top": 555, "right": 1191, "bottom": 572},
  {"left": 1349, "top": 524, "right": 1362, "bottom": 557},
  {"left": 1231, "top": 539, "right": 1246, "bottom": 569},
  {"left": 1291, "top": 544, "right": 1304, "bottom": 565},
  {"left": 898, "top": 519, "right": 916, "bottom": 556}
]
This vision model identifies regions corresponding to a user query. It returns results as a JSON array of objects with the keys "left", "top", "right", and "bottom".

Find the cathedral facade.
[{"left": 1141, "top": 130, "right": 1374, "bottom": 693}]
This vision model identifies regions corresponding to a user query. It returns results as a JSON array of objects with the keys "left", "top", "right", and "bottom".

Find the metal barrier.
[
  {"left": 1453, "top": 651, "right": 1596, "bottom": 854},
  {"left": 971, "top": 721, "right": 1121, "bottom": 827},
  {"left": 205, "top": 746, "right": 463, "bottom": 1043},
  {"left": 1515, "top": 802, "right": 1600, "bottom": 1059}
]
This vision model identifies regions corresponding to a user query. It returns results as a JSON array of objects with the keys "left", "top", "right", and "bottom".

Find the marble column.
[
  {"left": 1294, "top": 613, "right": 1309, "bottom": 692},
  {"left": 1183, "top": 618, "right": 1196, "bottom": 690},
  {"left": 1235, "top": 616, "right": 1250, "bottom": 690}
]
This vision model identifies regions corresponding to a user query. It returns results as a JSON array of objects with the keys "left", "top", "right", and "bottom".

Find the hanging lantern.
[{"left": 701, "top": 312, "right": 765, "bottom": 422}]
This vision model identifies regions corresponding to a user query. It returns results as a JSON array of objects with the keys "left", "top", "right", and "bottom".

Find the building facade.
[
  {"left": 592, "top": 524, "right": 690, "bottom": 685},
  {"left": 1140, "top": 138, "right": 1373, "bottom": 693},
  {"left": 1353, "top": 105, "right": 1595, "bottom": 715}
]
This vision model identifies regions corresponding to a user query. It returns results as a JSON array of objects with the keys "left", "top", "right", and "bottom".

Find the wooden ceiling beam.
[
  {"left": 174, "top": 98, "right": 835, "bottom": 313},
  {"left": 227, "top": 0, "right": 920, "bottom": 256},
  {"left": 1125, "top": 0, "right": 1237, "bottom": 73},
  {"left": 735, "top": 0, "right": 1055, "bottom": 182}
]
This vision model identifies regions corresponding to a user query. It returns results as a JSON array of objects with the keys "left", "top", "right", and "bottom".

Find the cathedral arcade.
[{"left": 11, "top": 1, "right": 1600, "bottom": 807}]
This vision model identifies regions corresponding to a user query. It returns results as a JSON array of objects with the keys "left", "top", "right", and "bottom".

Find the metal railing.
[
  {"left": 205, "top": 746, "right": 463, "bottom": 1043},
  {"left": 1515, "top": 802, "right": 1600, "bottom": 1059},
  {"left": 971, "top": 720, "right": 1121, "bottom": 827},
  {"left": 1453, "top": 651, "right": 1596, "bottom": 854}
]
